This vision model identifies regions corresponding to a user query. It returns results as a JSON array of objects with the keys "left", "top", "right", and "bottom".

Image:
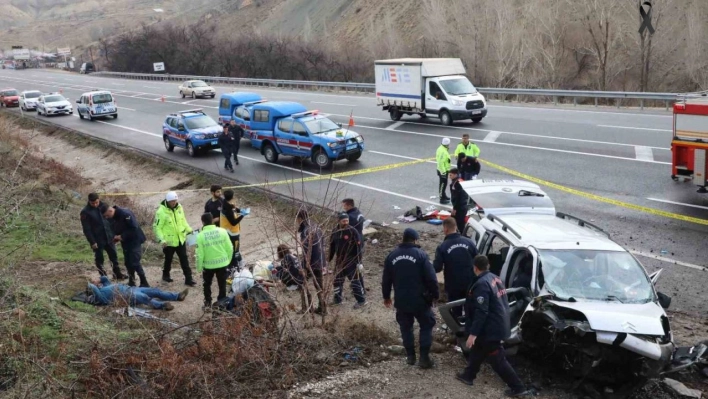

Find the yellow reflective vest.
[
  {"left": 195, "top": 225, "right": 233, "bottom": 272},
  {"left": 153, "top": 201, "right": 192, "bottom": 247},
  {"left": 436, "top": 145, "right": 451, "bottom": 175}
]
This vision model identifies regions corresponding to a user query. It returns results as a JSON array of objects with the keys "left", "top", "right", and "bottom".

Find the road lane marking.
[
  {"left": 385, "top": 121, "right": 404, "bottom": 131},
  {"left": 599, "top": 124, "right": 672, "bottom": 132},
  {"left": 111, "top": 83, "right": 125, "bottom": 86},
  {"left": 182, "top": 100, "right": 198, "bottom": 104},
  {"left": 143, "top": 86, "right": 160, "bottom": 89},
  {"left": 311, "top": 101, "right": 357, "bottom": 107},
  {"left": 647, "top": 197, "right": 708, "bottom": 211},
  {"left": 635, "top": 146, "right": 654, "bottom": 161},
  {"left": 629, "top": 250, "right": 706, "bottom": 272},
  {"left": 483, "top": 131, "right": 501, "bottom": 143},
  {"left": 118, "top": 107, "right": 136, "bottom": 111}
]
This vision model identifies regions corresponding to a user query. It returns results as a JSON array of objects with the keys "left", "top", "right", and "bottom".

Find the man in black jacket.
[
  {"left": 456, "top": 255, "right": 532, "bottom": 397},
  {"left": 433, "top": 217, "right": 478, "bottom": 319},
  {"left": 101, "top": 204, "right": 150, "bottom": 288},
  {"left": 204, "top": 185, "right": 223, "bottom": 228},
  {"left": 297, "top": 209, "right": 327, "bottom": 315},
  {"left": 228, "top": 120, "right": 242, "bottom": 165},
  {"left": 382, "top": 228, "right": 439, "bottom": 369},
  {"left": 219, "top": 125, "right": 235, "bottom": 172},
  {"left": 329, "top": 213, "right": 365, "bottom": 308},
  {"left": 341, "top": 198, "right": 365, "bottom": 238},
  {"left": 80, "top": 193, "right": 126, "bottom": 279},
  {"left": 449, "top": 167, "right": 470, "bottom": 234}
]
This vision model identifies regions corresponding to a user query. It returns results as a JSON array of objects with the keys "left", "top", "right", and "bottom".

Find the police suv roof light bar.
[
  {"left": 176, "top": 109, "right": 205, "bottom": 115},
  {"left": 291, "top": 110, "right": 319, "bottom": 119}
]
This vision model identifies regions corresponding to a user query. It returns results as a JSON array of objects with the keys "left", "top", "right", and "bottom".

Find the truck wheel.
[
  {"left": 419, "top": 113, "right": 427, "bottom": 118},
  {"left": 263, "top": 143, "right": 279, "bottom": 163},
  {"left": 440, "top": 110, "right": 452, "bottom": 126},
  {"left": 346, "top": 152, "right": 362, "bottom": 162},
  {"left": 389, "top": 108, "right": 402, "bottom": 121},
  {"left": 313, "top": 149, "right": 333, "bottom": 169},
  {"left": 187, "top": 141, "right": 196, "bottom": 157},
  {"left": 164, "top": 137, "right": 174, "bottom": 152},
  {"left": 471, "top": 117, "right": 482, "bottom": 123}
]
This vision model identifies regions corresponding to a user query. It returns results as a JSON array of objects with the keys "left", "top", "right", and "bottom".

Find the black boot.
[
  {"left": 419, "top": 346, "right": 434, "bottom": 369},
  {"left": 405, "top": 347, "right": 417, "bottom": 366},
  {"left": 112, "top": 264, "right": 126, "bottom": 280},
  {"left": 127, "top": 274, "right": 137, "bottom": 287},
  {"left": 138, "top": 274, "right": 150, "bottom": 288},
  {"left": 96, "top": 265, "right": 108, "bottom": 277},
  {"left": 162, "top": 272, "right": 173, "bottom": 283}
]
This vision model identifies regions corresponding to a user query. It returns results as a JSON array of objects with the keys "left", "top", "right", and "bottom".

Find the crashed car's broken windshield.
[{"left": 538, "top": 250, "right": 655, "bottom": 304}]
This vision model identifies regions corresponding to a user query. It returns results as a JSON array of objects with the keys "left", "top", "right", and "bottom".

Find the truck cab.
[
  {"left": 671, "top": 95, "right": 708, "bottom": 192},
  {"left": 217, "top": 92, "right": 263, "bottom": 126},
  {"left": 248, "top": 102, "right": 365, "bottom": 169}
]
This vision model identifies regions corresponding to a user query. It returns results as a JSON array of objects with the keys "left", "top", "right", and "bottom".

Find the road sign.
[
  {"left": 11, "top": 46, "right": 23, "bottom": 49},
  {"left": 13, "top": 48, "right": 30, "bottom": 60},
  {"left": 153, "top": 62, "right": 165, "bottom": 72},
  {"left": 57, "top": 47, "right": 71, "bottom": 56}
]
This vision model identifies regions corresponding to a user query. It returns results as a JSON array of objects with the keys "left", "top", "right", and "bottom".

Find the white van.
[{"left": 76, "top": 90, "right": 118, "bottom": 121}]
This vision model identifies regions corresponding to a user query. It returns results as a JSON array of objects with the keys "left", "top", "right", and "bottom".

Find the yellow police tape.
[
  {"left": 480, "top": 159, "right": 708, "bottom": 227},
  {"left": 101, "top": 156, "right": 436, "bottom": 197}
]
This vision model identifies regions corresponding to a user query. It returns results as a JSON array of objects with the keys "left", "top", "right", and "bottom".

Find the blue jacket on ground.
[
  {"left": 108, "top": 206, "right": 146, "bottom": 246},
  {"left": 465, "top": 271, "right": 511, "bottom": 341},
  {"left": 382, "top": 243, "right": 439, "bottom": 313},
  {"left": 88, "top": 276, "right": 129, "bottom": 305},
  {"left": 433, "top": 233, "right": 478, "bottom": 295}
]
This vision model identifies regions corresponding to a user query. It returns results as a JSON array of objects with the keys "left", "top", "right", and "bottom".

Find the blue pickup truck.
[
  {"left": 245, "top": 102, "right": 365, "bottom": 169},
  {"left": 217, "top": 92, "right": 263, "bottom": 126}
]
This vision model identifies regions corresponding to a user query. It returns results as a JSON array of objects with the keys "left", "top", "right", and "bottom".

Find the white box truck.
[{"left": 374, "top": 58, "right": 487, "bottom": 125}]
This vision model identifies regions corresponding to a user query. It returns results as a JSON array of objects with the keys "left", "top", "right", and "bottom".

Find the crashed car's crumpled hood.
[{"left": 548, "top": 300, "right": 666, "bottom": 336}]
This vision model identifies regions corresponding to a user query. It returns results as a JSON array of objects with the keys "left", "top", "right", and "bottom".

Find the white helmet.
[
  {"left": 165, "top": 191, "right": 178, "bottom": 202},
  {"left": 442, "top": 137, "right": 451, "bottom": 146}
]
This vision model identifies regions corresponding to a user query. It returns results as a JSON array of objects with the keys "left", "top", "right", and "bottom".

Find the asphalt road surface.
[{"left": 1, "top": 68, "right": 706, "bottom": 315}]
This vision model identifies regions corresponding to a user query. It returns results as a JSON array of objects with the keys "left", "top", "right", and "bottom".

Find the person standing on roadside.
[
  {"left": 297, "top": 209, "right": 327, "bottom": 315},
  {"left": 219, "top": 125, "right": 235, "bottom": 172},
  {"left": 220, "top": 189, "right": 245, "bottom": 269},
  {"left": 448, "top": 167, "right": 470, "bottom": 234},
  {"left": 341, "top": 198, "right": 365, "bottom": 239},
  {"left": 154, "top": 191, "right": 196, "bottom": 286},
  {"left": 101, "top": 203, "right": 150, "bottom": 288},
  {"left": 382, "top": 228, "right": 439, "bottom": 369},
  {"left": 204, "top": 185, "right": 224, "bottom": 228},
  {"left": 329, "top": 213, "right": 366, "bottom": 309},
  {"left": 456, "top": 255, "right": 533, "bottom": 397},
  {"left": 195, "top": 213, "right": 233, "bottom": 308},
  {"left": 80, "top": 193, "right": 126, "bottom": 280},
  {"left": 433, "top": 217, "right": 478, "bottom": 320},
  {"left": 436, "top": 137, "right": 452, "bottom": 204},
  {"left": 228, "top": 119, "right": 242, "bottom": 166},
  {"left": 454, "top": 134, "right": 481, "bottom": 180}
]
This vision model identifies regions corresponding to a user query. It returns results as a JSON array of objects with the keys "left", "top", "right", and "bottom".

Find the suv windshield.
[
  {"left": 184, "top": 115, "right": 217, "bottom": 129},
  {"left": 192, "top": 81, "right": 208, "bottom": 87},
  {"left": 45, "top": 95, "right": 65, "bottom": 103},
  {"left": 303, "top": 117, "right": 339, "bottom": 134},
  {"left": 3, "top": 90, "right": 19, "bottom": 96},
  {"left": 91, "top": 93, "right": 113, "bottom": 104},
  {"left": 439, "top": 78, "right": 477, "bottom": 96},
  {"left": 24, "top": 92, "right": 41, "bottom": 98},
  {"left": 538, "top": 250, "right": 654, "bottom": 304}
]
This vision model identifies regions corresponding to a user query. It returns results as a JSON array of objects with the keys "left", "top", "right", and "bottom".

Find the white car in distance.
[
  {"left": 179, "top": 80, "right": 216, "bottom": 99},
  {"left": 19, "top": 90, "right": 42, "bottom": 111},
  {"left": 37, "top": 93, "right": 73, "bottom": 116}
]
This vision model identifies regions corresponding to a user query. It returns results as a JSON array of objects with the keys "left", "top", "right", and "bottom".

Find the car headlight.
[
  {"left": 451, "top": 99, "right": 464, "bottom": 106},
  {"left": 194, "top": 134, "right": 205, "bottom": 140},
  {"left": 355, "top": 136, "right": 364, "bottom": 143}
]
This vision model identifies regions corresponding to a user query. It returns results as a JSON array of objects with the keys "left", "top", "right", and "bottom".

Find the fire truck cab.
[{"left": 671, "top": 94, "right": 708, "bottom": 193}]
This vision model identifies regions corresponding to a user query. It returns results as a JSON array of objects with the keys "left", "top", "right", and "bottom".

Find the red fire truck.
[{"left": 671, "top": 93, "right": 708, "bottom": 193}]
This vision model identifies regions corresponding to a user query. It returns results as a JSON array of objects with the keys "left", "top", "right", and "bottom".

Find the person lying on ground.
[{"left": 87, "top": 276, "right": 188, "bottom": 310}]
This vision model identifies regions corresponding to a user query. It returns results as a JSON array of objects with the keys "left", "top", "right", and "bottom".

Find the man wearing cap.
[
  {"left": 154, "top": 191, "right": 196, "bottom": 286},
  {"left": 382, "top": 228, "right": 439, "bottom": 369},
  {"left": 101, "top": 204, "right": 150, "bottom": 287},
  {"left": 454, "top": 134, "right": 481, "bottom": 180},
  {"left": 329, "top": 213, "right": 366, "bottom": 309},
  {"left": 449, "top": 167, "right": 470, "bottom": 234},
  {"left": 436, "top": 138, "right": 452, "bottom": 204}
]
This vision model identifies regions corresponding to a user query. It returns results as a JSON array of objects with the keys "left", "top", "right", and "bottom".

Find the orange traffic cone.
[{"left": 348, "top": 113, "right": 355, "bottom": 128}]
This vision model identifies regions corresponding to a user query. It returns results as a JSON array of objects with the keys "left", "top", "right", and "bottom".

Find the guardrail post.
[
  {"left": 595, "top": 98, "right": 598, "bottom": 107},
  {"left": 573, "top": 97, "right": 577, "bottom": 106},
  {"left": 640, "top": 99, "right": 644, "bottom": 110},
  {"left": 553, "top": 96, "right": 557, "bottom": 106},
  {"left": 616, "top": 99, "right": 620, "bottom": 108},
  {"left": 665, "top": 100, "right": 668, "bottom": 111}
]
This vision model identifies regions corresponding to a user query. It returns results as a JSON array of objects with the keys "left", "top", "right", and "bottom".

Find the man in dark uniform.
[
  {"left": 219, "top": 125, "right": 235, "bottom": 172},
  {"left": 80, "top": 193, "right": 126, "bottom": 279},
  {"left": 341, "top": 198, "right": 365, "bottom": 238},
  {"left": 458, "top": 153, "right": 480, "bottom": 181},
  {"left": 329, "top": 213, "right": 366, "bottom": 308},
  {"left": 433, "top": 217, "right": 478, "bottom": 319},
  {"left": 228, "top": 119, "right": 243, "bottom": 165},
  {"left": 448, "top": 167, "right": 470, "bottom": 234},
  {"left": 382, "top": 228, "right": 439, "bottom": 369},
  {"left": 456, "top": 255, "right": 533, "bottom": 397},
  {"left": 204, "top": 185, "right": 224, "bottom": 228},
  {"left": 297, "top": 209, "right": 327, "bottom": 315},
  {"left": 101, "top": 204, "right": 150, "bottom": 288}
]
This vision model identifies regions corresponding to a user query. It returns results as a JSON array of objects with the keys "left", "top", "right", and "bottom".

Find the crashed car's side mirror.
[{"left": 657, "top": 291, "right": 671, "bottom": 309}]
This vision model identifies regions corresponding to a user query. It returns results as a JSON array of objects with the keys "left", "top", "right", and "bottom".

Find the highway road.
[{"left": 1, "top": 68, "right": 706, "bottom": 314}]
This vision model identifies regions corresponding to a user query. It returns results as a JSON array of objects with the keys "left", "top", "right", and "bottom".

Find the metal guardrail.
[{"left": 91, "top": 71, "right": 688, "bottom": 110}]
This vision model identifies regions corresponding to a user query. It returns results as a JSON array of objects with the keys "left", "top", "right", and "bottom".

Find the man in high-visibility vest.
[
  {"left": 154, "top": 191, "right": 196, "bottom": 287},
  {"left": 454, "top": 134, "right": 481, "bottom": 180},
  {"left": 196, "top": 213, "right": 234, "bottom": 308},
  {"left": 436, "top": 138, "right": 452, "bottom": 204}
]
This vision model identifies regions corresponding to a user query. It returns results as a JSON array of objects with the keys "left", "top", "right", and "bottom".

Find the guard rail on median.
[{"left": 90, "top": 71, "right": 693, "bottom": 110}]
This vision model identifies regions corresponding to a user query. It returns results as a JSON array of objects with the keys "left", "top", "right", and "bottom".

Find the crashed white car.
[{"left": 440, "top": 179, "right": 707, "bottom": 388}]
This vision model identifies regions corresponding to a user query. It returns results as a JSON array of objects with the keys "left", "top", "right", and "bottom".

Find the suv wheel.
[
  {"left": 181, "top": 91, "right": 185, "bottom": 99},
  {"left": 187, "top": 141, "right": 196, "bottom": 157},
  {"left": 313, "top": 149, "right": 333, "bottom": 169},
  {"left": 440, "top": 110, "right": 452, "bottom": 126},
  {"left": 346, "top": 152, "right": 362, "bottom": 162},
  {"left": 164, "top": 137, "right": 174, "bottom": 152},
  {"left": 191, "top": 92, "right": 196, "bottom": 99},
  {"left": 472, "top": 117, "right": 482, "bottom": 123},
  {"left": 263, "top": 143, "right": 279, "bottom": 163}
]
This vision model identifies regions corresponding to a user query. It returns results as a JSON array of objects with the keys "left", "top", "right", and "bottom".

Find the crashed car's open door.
[{"left": 461, "top": 179, "right": 556, "bottom": 218}]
